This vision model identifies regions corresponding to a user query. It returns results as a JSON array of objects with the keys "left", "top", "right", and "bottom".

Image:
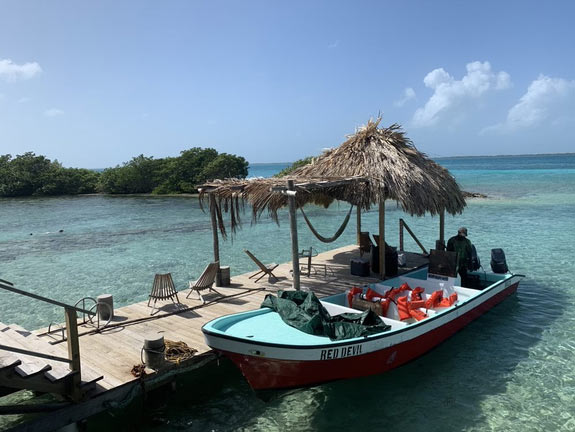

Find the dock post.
[
  {"left": 287, "top": 180, "right": 301, "bottom": 290},
  {"left": 64, "top": 307, "right": 81, "bottom": 401},
  {"left": 209, "top": 193, "right": 222, "bottom": 286}
]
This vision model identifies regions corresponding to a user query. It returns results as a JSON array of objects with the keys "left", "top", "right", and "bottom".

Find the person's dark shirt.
[{"left": 446, "top": 234, "right": 472, "bottom": 270}]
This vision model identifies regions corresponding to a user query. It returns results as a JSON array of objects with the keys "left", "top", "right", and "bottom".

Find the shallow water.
[{"left": 1, "top": 154, "right": 575, "bottom": 431}]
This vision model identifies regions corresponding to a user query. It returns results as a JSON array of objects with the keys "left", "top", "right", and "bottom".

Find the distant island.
[
  {"left": 0, "top": 148, "right": 248, "bottom": 197},
  {"left": 8, "top": 150, "right": 559, "bottom": 198}
]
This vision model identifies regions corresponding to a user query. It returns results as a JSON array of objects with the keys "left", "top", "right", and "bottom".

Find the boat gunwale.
[{"left": 202, "top": 272, "right": 524, "bottom": 350}]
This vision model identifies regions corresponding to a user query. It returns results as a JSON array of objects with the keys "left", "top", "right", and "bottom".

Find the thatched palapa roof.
[{"left": 290, "top": 118, "right": 466, "bottom": 216}]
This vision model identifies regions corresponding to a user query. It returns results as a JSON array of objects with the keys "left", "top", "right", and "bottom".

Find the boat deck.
[{"left": 33, "top": 245, "right": 428, "bottom": 393}]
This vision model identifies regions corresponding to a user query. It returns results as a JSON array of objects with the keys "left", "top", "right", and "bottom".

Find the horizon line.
[{"left": 248, "top": 151, "right": 575, "bottom": 165}]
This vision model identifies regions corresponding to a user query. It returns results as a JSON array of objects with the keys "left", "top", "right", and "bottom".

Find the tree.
[
  {"left": 274, "top": 156, "right": 315, "bottom": 177},
  {"left": 1, "top": 147, "right": 249, "bottom": 196},
  {"left": 97, "top": 155, "right": 163, "bottom": 194},
  {"left": 201, "top": 153, "right": 249, "bottom": 181}
]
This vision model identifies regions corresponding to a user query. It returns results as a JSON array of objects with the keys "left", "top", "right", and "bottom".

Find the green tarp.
[{"left": 261, "top": 290, "right": 391, "bottom": 341}]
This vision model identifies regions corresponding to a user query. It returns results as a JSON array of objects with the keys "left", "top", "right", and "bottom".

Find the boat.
[{"left": 202, "top": 252, "right": 524, "bottom": 391}]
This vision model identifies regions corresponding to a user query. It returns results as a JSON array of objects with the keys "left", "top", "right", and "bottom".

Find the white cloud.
[
  {"left": 412, "top": 61, "right": 511, "bottom": 127},
  {"left": 483, "top": 75, "right": 575, "bottom": 133},
  {"left": 394, "top": 87, "right": 416, "bottom": 107},
  {"left": 0, "top": 58, "right": 42, "bottom": 82},
  {"left": 44, "top": 108, "right": 64, "bottom": 117}
]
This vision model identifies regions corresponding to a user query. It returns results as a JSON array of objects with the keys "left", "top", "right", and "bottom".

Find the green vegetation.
[
  {"left": 274, "top": 156, "right": 314, "bottom": 177},
  {"left": 0, "top": 153, "right": 99, "bottom": 197},
  {"left": 0, "top": 148, "right": 249, "bottom": 197}
]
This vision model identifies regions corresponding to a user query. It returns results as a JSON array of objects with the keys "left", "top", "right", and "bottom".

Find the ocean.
[{"left": 1, "top": 154, "right": 575, "bottom": 431}]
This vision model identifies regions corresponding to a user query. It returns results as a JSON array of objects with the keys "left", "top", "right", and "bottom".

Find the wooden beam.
[
  {"left": 379, "top": 199, "right": 386, "bottom": 279},
  {"left": 356, "top": 206, "right": 361, "bottom": 245},
  {"left": 438, "top": 208, "right": 446, "bottom": 250},
  {"left": 0, "top": 343, "right": 70, "bottom": 364},
  {"left": 287, "top": 180, "right": 301, "bottom": 290},
  {"left": 399, "top": 219, "right": 404, "bottom": 252},
  {"left": 209, "top": 193, "right": 222, "bottom": 286},
  {"left": 0, "top": 281, "right": 93, "bottom": 316}
]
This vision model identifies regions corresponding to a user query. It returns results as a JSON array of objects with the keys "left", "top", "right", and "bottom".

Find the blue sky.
[{"left": 1, "top": 1, "right": 574, "bottom": 168}]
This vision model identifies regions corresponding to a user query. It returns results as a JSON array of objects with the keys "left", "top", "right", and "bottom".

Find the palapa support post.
[
  {"left": 436, "top": 208, "right": 446, "bottom": 251},
  {"left": 209, "top": 193, "right": 222, "bottom": 287},
  {"left": 287, "top": 180, "right": 301, "bottom": 290},
  {"left": 399, "top": 219, "right": 404, "bottom": 252},
  {"left": 64, "top": 307, "right": 81, "bottom": 402},
  {"left": 379, "top": 198, "right": 386, "bottom": 279},
  {"left": 356, "top": 206, "right": 361, "bottom": 245}
]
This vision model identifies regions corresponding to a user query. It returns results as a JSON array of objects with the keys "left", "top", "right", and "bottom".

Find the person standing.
[{"left": 447, "top": 227, "right": 473, "bottom": 287}]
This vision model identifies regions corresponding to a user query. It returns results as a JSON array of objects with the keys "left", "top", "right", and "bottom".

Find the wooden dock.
[{"left": 4, "top": 244, "right": 428, "bottom": 431}]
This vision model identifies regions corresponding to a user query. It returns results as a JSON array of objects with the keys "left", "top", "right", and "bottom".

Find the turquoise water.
[{"left": 1, "top": 154, "right": 575, "bottom": 430}]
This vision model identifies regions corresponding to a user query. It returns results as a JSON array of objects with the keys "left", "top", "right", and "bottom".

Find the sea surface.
[{"left": 1, "top": 154, "right": 575, "bottom": 431}]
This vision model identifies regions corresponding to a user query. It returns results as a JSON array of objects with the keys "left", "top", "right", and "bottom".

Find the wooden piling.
[{"left": 287, "top": 180, "right": 301, "bottom": 290}]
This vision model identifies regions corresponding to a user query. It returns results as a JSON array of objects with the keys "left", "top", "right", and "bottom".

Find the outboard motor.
[{"left": 490, "top": 248, "right": 509, "bottom": 273}]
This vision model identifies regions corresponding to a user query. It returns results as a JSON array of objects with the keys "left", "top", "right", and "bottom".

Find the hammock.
[{"left": 300, "top": 205, "right": 354, "bottom": 243}]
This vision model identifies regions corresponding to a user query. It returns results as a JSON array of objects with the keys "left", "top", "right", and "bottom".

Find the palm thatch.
[
  {"left": 199, "top": 117, "right": 465, "bottom": 236},
  {"left": 290, "top": 117, "right": 466, "bottom": 216},
  {"left": 199, "top": 176, "right": 366, "bottom": 238}
]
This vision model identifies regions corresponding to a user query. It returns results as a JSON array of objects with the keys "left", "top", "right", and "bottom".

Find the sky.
[{"left": 1, "top": 0, "right": 574, "bottom": 168}]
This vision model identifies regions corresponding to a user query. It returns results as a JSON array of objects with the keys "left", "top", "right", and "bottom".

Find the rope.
[
  {"left": 165, "top": 340, "right": 198, "bottom": 364},
  {"left": 132, "top": 339, "right": 197, "bottom": 377},
  {"left": 299, "top": 205, "right": 354, "bottom": 243}
]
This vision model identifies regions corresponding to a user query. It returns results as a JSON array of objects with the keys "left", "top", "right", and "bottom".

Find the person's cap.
[{"left": 458, "top": 227, "right": 468, "bottom": 236}]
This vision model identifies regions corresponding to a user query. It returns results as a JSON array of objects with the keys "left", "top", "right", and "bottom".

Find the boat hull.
[{"left": 209, "top": 279, "right": 520, "bottom": 390}]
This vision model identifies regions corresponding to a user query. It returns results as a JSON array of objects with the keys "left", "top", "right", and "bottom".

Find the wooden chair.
[
  {"left": 187, "top": 262, "right": 220, "bottom": 303},
  {"left": 244, "top": 250, "right": 279, "bottom": 283},
  {"left": 148, "top": 273, "right": 180, "bottom": 315},
  {"left": 359, "top": 232, "right": 373, "bottom": 257}
]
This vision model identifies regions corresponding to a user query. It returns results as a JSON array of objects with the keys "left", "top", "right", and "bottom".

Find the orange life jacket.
[
  {"left": 365, "top": 288, "right": 383, "bottom": 302},
  {"left": 439, "top": 292, "right": 458, "bottom": 307},
  {"left": 347, "top": 286, "right": 363, "bottom": 307},
  {"left": 425, "top": 290, "right": 458, "bottom": 308},
  {"left": 384, "top": 282, "right": 412, "bottom": 300},
  {"left": 411, "top": 287, "right": 425, "bottom": 301},
  {"left": 397, "top": 295, "right": 428, "bottom": 321},
  {"left": 425, "top": 290, "right": 443, "bottom": 308}
]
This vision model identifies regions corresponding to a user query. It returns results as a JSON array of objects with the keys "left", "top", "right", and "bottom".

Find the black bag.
[
  {"left": 490, "top": 248, "right": 508, "bottom": 273},
  {"left": 469, "top": 244, "right": 481, "bottom": 271}
]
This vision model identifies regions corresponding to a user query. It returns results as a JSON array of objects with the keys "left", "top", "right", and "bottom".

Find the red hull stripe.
[{"left": 221, "top": 282, "right": 519, "bottom": 390}]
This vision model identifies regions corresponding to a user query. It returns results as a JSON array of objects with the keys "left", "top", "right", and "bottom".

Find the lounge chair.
[
  {"left": 244, "top": 250, "right": 279, "bottom": 283},
  {"left": 187, "top": 262, "right": 220, "bottom": 303},
  {"left": 148, "top": 273, "right": 180, "bottom": 315}
]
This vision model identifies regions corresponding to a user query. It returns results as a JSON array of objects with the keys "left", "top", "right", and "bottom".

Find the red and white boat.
[{"left": 202, "top": 262, "right": 523, "bottom": 391}]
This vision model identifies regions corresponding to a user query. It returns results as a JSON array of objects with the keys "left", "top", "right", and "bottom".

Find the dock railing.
[
  {"left": 0, "top": 278, "right": 95, "bottom": 400},
  {"left": 399, "top": 219, "right": 429, "bottom": 255}
]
